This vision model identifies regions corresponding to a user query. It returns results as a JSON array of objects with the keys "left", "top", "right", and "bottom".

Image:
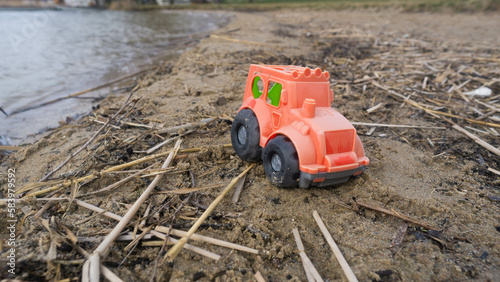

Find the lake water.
[{"left": 0, "top": 8, "right": 227, "bottom": 145}]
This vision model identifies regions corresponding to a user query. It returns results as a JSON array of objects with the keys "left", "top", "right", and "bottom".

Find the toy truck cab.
[{"left": 231, "top": 64, "right": 369, "bottom": 188}]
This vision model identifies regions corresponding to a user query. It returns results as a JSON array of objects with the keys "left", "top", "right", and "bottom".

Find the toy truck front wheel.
[
  {"left": 262, "top": 136, "right": 300, "bottom": 187},
  {"left": 231, "top": 109, "right": 262, "bottom": 162}
]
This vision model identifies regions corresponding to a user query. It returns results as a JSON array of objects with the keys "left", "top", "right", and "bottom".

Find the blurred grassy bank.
[{"left": 137, "top": 0, "right": 500, "bottom": 13}]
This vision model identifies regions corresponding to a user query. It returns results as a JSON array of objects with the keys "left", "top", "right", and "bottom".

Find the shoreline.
[
  {"left": 1, "top": 9, "right": 231, "bottom": 147},
  {"left": 1, "top": 8, "right": 499, "bottom": 280}
]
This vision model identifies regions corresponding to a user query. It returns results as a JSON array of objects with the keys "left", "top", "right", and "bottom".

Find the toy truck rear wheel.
[
  {"left": 231, "top": 109, "right": 262, "bottom": 162},
  {"left": 262, "top": 136, "right": 300, "bottom": 188}
]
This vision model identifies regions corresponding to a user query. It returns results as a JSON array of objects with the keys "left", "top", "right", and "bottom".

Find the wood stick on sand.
[
  {"left": 73, "top": 197, "right": 220, "bottom": 260},
  {"left": 254, "top": 271, "right": 266, "bottom": 282},
  {"left": 154, "top": 225, "right": 258, "bottom": 254},
  {"left": 84, "top": 140, "right": 181, "bottom": 282},
  {"left": 313, "top": 211, "right": 358, "bottom": 282},
  {"left": 452, "top": 124, "right": 500, "bottom": 157},
  {"left": 292, "top": 228, "right": 314, "bottom": 282},
  {"left": 40, "top": 93, "right": 136, "bottom": 182},
  {"left": 157, "top": 117, "right": 215, "bottom": 135},
  {"left": 146, "top": 130, "right": 192, "bottom": 154},
  {"left": 292, "top": 228, "right": 323, "bottom": 282},
  {"left": 350, "top": 122, "right": 445, "bottom": 130},
  {"left": 354, "top": 200, "right": 437, "bottom": 231},
  {"left": 164, "top": 163, "right": 256, "bottom": 262},
  {"left": 231, "top": 174, "right": 246, "bottom": 203}
]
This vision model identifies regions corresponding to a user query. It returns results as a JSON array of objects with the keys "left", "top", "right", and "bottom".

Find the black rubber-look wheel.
[
  {"left": 231, "top": 109, "right": 262, "bottom": 162},
  {"left": 262, "top": 136, "right": 300, "bottom": 188}
]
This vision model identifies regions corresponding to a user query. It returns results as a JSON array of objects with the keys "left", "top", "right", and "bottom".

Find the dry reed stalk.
[
  {"left": 350, "top": 122, "right": 446, "bottom": 130},
  {"left": 291, "top": 228, "right": 314, "bottom": 282},
  {"left": 487, "top": 167, "right": 500, "bottom": 176},
  {"left": 73, "top": 196, "right": 220, "bottom": 260},
  {"left": 154, "top": 183, "right": 223, "bottom": 194},
  {"left": 254, "top": 271, "right": 266, "bottom": 282},
  {"left": 40, "top": 94, "right": 136, "bottom": 182},
  {"left": 61, "top": 223, "right": 123, "bottom": 282},
  {"left": 0, "top": 145, "right": 22, "bottom": 151},
  {"left": 124, "top": 225, "right": 153, "bottom": 253},
  {"left": 122, "top": 121, "right": 153, "bottom": 129},
  {"left": 198, "top": 163, "right": 227, "bottom": 178},
  {"left": 141, "top": 240, "right": 174, "bottom": 247},
  {"left": 81, "top": 164, "right": 154, "bottom": 196},
  {"left": 89, "top": 117, "right": 121, "bottom": 129},
  {"left": 157, "top": 117, "right": 215, "bottom": 135},
  {"left": 84, "top": 140, "right": 181, "bottom": 281},
  {"left": 372, "top": 81, "right": 500, "bottom": 129},
  {"left": 115, "top": 233, "right": 153, "bottom": 241},
  {"left": 23, "top": 144, "right": 232, "bottom": 197},
  {"left": 155, "top": 225, "right": 258, "bottom": 254},
  {"left": 313, "top": 211, "right": 358, "bottom": 282},
  {"left": 147, "top": 130, "right": 193, "bottom": 154},
  {"left": 366, "top": 103, "right": 383, "bottom": 113},
  {"left": 16, "top": 180, "right": 64, "bottom": 196},
  {"left": 355, "top": 200, "right": 437, "bottom": 230},
  {"left": 292, "top": 228, "right": 323, "bottom": 282},
  {"left": 164, "top": 164, "right": 256, "bottom": 262},
  {"left": 452, "top": 124, "right": 500, "bottom": 157},
  {"left": 148, "top": 229, "right": 221, "bottom": 260},
  {"left": 210, "top": 34, "right": 267, "bottom": 46},
  {"left": 101, "top": 267, "right": 124, "bottom": 282},
  {"left": 140, "top": 202, "right": 151, "bottom": 228},
  {"left": 475, "top": 100, "right": 500, "bottom": 113},
  {"left": 74, "top": 199, "right": 123, "bottom": 221},
  {"left": 34, "top": 194, "right": 62, "bottom": 219}
]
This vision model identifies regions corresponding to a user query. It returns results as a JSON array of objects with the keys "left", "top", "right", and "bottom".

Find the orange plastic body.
[{"left": 239, "top": 64, "right": 369, "bottom": 184}]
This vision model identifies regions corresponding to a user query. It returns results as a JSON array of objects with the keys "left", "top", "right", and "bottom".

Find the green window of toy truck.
[
  {"left": 252, "top": 76, "right": 264, "bottom": 98},
  {"left": 266, "top": 81, "right": 282, "bottom": 107}
]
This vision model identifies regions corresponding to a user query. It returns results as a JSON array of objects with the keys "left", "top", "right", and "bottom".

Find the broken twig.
[
  {"left": 313, "top": 211, "right": 358, "bottom": 282},
  {"left": 164, "top": 164, "right": 255, "bottom": 262}
]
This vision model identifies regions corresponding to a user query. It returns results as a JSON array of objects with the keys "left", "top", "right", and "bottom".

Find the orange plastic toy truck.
[{"left": 231, "top": 64, "right": 369, "bottom": 188}]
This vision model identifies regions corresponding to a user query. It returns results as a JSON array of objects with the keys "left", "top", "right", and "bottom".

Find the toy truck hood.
[{"left": 291, "top": 107, "right": 355, "bottom": 136}]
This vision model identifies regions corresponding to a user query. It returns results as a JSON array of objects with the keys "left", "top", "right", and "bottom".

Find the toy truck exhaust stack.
[{"left": 231, "top": 65, "right": 369, "bottom": 188}]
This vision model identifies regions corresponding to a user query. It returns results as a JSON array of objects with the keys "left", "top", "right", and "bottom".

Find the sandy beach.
[{"left": 1, "top": 7, "right": 499, "bottom": 281}]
